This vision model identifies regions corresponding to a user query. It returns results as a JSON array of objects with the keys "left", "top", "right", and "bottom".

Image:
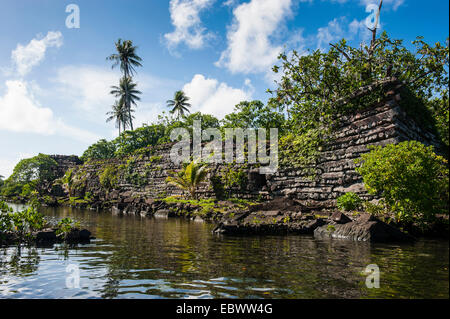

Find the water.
[{"left": 0, "top": 204, "right": 448, "bottom": 299}]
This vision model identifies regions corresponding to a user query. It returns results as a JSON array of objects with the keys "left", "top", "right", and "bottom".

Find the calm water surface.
[{"left": 0, "top": 204, "right": 448, "bottom": 299}]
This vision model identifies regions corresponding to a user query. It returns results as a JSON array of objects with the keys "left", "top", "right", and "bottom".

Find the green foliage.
[
  {"left": 270, "top": 32, "right": 449, "bottom": 157},
  {"left": 363, "top": 201, "right": 388, "bottom": 219},
  {"left": 158, "top": 111, "right": 220, "bottom": 141},
  {"left": 210, "top": 175, "right": 226, "bottom": 200},
  {"left": 7, "top": 154, "right": 58, "bottom": 185},
  {"left": 0, "top": 183, "right": 23, "bottom": 198},
  {"left": 1, "top": 154, "right": 58, "bottom": 198},
  {"left": 55, "top": 218, "right": 80, "bottom": 237},
  {"left": 210, "top": 166, "right": 248, "bottom": 199},
  {"left": 166, "top": 90, "right": 191, "bottom": 120},
  {"left": 426, "top": 93, "right": 449, "bottom": 153},
  {"left": 271, "top": 33, "right": 448, "bottom": 133},
  {"left": 336, "top": 192, "right": 363, "bottom": 211},
  {"left": 166, "top": 160, "right": 209, "bottom": 199},
  {"left": 0, "top": 201, "right": 45, "bottom": 237},
  {"left": 20, "top": 181, "right": 37, "bottom": 198},
  {"left": 54, "top": 168, "right": 76, "bottom": 198},
  {"left": 279, "top": 129, "right": 325, "bottom": 176},
  {"left": 81, "top": 139, "right": 116, "bottom": 162},
  {"left": 99, "top": 165, "right": 119, "bottom": 190},
  {"left": 113, "top": 124, "right": 166, "bottom": 157},
  {"left": 222, "top": 165, "right": 248, "bottom": 196},
  {"left": 222, "top": 100, "right": 286, "bottom": 133},
  {"left": 121, "top": 158, "right": 147, "bottom": 186},
  {"left": 356, "top": 141, "right": 449, "bottom": 225},
  {"left": 107, "top": 39, "right": 143, "bottom": 131}
]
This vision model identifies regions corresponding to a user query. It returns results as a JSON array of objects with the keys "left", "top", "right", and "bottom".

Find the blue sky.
[{"left": 0, "top": 0, "right": 448, "bottom": 177}]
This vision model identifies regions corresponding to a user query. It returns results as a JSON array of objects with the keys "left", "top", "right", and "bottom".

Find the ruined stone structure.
[
  {"left": 50, "top": 155, "right": 82, "bottom": 177},
  {"left": 65, "top": 95, "right": 441, "bottom": 209}
]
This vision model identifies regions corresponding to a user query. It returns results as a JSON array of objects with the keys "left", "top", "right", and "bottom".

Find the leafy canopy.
[
  {"left": 270, "top": 32, "right": 449, "bottom": 135},
  {"left": 7, "top": 154, "right": 58, "bottom": 184}
]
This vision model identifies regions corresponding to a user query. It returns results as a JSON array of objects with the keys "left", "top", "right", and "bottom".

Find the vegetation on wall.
[
  {"left": 336, "top": 192, "right": 363, "bottom": 211},
  {"left": 166, "top": 160, "right": 209, "bottom": 200},
  {"left": 1, "top": 19, "right": 447, "bottom": 235}
]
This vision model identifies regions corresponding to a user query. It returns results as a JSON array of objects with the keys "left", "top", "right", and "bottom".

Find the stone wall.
[
  {"left": 50, "top": 155, "right": 82, "bottom": 178},
  {"left": 66, "top": 95, "right": 441, "bottom": 208},
  {"left": 265, "top": 97, "right": 441, "bottom": 207}
]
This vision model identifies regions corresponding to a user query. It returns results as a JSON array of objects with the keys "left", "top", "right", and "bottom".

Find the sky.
[{"left": 0, "top": 0, "right": 448, "bottom": 178}]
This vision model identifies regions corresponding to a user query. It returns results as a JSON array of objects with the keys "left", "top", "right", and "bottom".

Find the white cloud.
[
  {"left": 316, "top": 15, "right": 376, "bottom": 50},
  {"left": 52, "top": 65, "right": 181, "bottom": 127},
  {"left": 164, "top": 0, "right": 214, "bottom": 51},
  {"left": 0, "top": 80, "right": 55, "bottom": 135},
  {"left": 360, "top": 0, "right": 404, "bottom": 11},
  {"left": 182, "top": 74, "right": 253, "bottom": 119},
  {"left": 11, "top": 31, "right": 63, "bottom": 77},
  {"left": 0, "top": 80, "right": 100, "bottom": 142},
  {"left": 215, "top": 0, "right": 293, "bottom": 74},
  {"left": 0, "top": 153, "right": 33, "bottom": 179},
  {"left": 317, "top": 17, "right": 347, "bottom": 49},
  {"left": 53, "top": 65, "right": 117, "bottom": 112},
  {"left": 223, "top": 0, "right": 238, "bottom": 7}
]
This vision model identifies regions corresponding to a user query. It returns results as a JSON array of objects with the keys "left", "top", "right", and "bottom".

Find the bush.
[
  {"left": 98, "top": 165, "right": 119, "bottom": 190},
  {"left": 0, "top": 201, "right": 45, "bottom": 235},
  {"left": 355, "top": 141, "right": 449, "bottom": 225},
  {"left": 55, "top": 217, "right": 80, "bottom": 237},
  {"left": 336, "top": 192, "right": 362, "bottom": 211},
  {"left": 80, "top": 139, "right": 116, "bottom": 162}
]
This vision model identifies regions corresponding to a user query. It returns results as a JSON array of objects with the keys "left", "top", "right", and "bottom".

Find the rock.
[
  {"left": 248, "top": 197, "right": 302, "bottom": 213},
  {"left": 314, "top": 214, "right": 415, "bottom": 242},
  {"left": 111, "top": 206, "right": 122, "bottom": 215},
  {"left": 262, "top": 210, "right": 281, "bottom": 217},
  {"left": 330, "top": 211, "right": 352, "bottom": 224},
  {"left": 79, "top": 229, "right": 91, "bottom": 240},
  {"left": 154, "top": 209, "right": 173, "bottom": 218},
  {"left": 139, "top": 210, "right": 148, "bottom": 217},
  {"left": 35, "top": 229, "right": 57, "bottom": 242},
  {"left": 193, "top": 216, "right": 204, "bottom": 223}
]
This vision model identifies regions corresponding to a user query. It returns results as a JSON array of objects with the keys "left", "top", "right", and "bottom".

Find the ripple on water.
[{"left": 1, "top": 205, "right": 448, "bottom": 299}]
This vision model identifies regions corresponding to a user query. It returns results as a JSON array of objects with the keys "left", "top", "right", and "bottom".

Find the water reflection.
[{"left": 0, "top": 204, "right": 448, "bottom": 298}]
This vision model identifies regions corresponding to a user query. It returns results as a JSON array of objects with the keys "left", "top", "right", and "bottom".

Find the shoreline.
[{"left": 5, "top": 195, "right": 448, "bottom": 242}]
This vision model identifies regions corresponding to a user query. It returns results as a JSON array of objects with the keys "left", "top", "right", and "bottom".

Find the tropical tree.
[
  {"left": 106, "top": 39, "right": 142, "bottom": 78},
  {"left": 106, "top": 100, "right": 133, "bottom": 135},
  {"left": 110, "top": 77, "right": 141, "bottom": 130},
  {"left": 166, "top": 90, "right": 191, "bottom": 120},
  {"left": 269, "top": 0, "right": 448, "bottom": 137},
  {"left": 166, "top": 160, "right": 208, "bottom": 199},
  {"left": 80, "top": 139, "right": 116, "bottom": 162}
]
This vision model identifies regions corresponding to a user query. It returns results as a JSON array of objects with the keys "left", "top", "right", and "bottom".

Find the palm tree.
[
  {"left": 110, "top": 77, "right": 141, "bottom": 130},
  {"left": 106, "top": 100, "right": 134, "bottom": 135},
  {"left": 166, "top": 160, "right": 208, "bottom": 200},
  {"left": 166, "top": 90, "right": 191, "bottom": 120},
  {"left": 106, "top": 39, "right": 142, "bottom": 78}
]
